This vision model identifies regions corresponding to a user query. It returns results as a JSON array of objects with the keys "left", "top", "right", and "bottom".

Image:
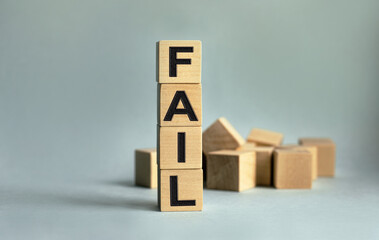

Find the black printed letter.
[
  {"left": 164, "top": 91, "right": 198, "bottom": 121},
  {"left": 169, "top": 47, "right": 193, "bottom": 77},
  {"left": 170, "top": 176, "right": 196, "bottom": 206},
  {"left": 178, "top": 132, "right": 185, "bottom": 163}
]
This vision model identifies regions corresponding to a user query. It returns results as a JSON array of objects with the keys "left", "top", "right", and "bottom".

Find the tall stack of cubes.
[{"left": 157, "top": 40, "right": 203, "bottom": 211}]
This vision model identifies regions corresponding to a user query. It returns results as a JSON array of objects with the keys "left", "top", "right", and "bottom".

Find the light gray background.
[{"left": 1, "top": 0, "right": 379, "bottom": 239}]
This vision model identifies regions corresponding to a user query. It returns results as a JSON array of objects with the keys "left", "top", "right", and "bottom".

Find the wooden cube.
[
  {"left": 276, "top": 145, "right": 318, "bottom": 180},
  {"left": 158, "top": 169, "right": 203, "bottom": 211},
  {"left": 299, "top": 138, "right": 336, "bottom": 177},
  {"left": 238, "top": 147, "right": 274, "bottom": 186},
  {"left": 158, "top": 40, "right": 201, "bottom": 84},
  {"left": 135, "top": 148, "right": 157, "bottom": 188},
  {"left": 247, "top": 128, "right": 283, "bottom": 146},
  {"left": 202, "top": 117, "right": 245, "bottom": 154},
  {"left": 273, "top": 149, "right": 312, "bottom": 189},
  {"left": 206, "top": 150, "right": 256, "bottom": 192},
  {"left": 158, "top": 126, "right": 202, "bottom": 169},
  {"left": 158, "top": 83, "right": 201, "bottom": 127}
]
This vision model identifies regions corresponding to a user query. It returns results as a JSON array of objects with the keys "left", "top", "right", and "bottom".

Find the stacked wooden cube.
[
  {"left": 157, "top": 40, "right": 203, "bottom": 211},
  {"left": 204, "top": 118, "right": 336, "bottom": 191}
]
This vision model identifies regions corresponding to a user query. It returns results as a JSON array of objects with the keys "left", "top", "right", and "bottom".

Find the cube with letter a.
[{"left": 157, "top": 40, "right": 203, "bottom": 212}]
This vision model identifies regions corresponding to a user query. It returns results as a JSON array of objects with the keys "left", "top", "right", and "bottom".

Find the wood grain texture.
[
  {"left": 276, "top": 145, "right": 318, "bottom": 180},
  {"left": 206, "top": 150, "right": 256, "bottom": 192},
  {"left": 159, "top": 169, "right": 203, "bottom": 212},
  {"left": 273, "top": 149, "right": 312, "bottom": 189},
  {"left": 299, "top": 138, "right": 335, "bottom": 177},
  {"left": 158, "top": 40, "right": 201, "bottom": 84},
  {"left": 158, "top": 126, "right": 202, "bottom": 169},
  {"left": 238, "top": 147, "right": 274, "bottom": 186},
  {"left": 247, "top": 128, "right": 283, "bottom": 146},
  {"left": 236, "top": 142, "right": 257, "bottom": 150},
  {"left": 135, "top": 148, "right": 157, "bottom": 188},
  {"left": 158, "top": 83, "right": 201, "bottom": 127},
  {"left": 202, "top": 117, "right": 245, "bottom": 154}
]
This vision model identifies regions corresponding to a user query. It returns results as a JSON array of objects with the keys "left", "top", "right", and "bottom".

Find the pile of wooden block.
[{"left": 203, "top": 117, "right": 336, "bottom": 191}]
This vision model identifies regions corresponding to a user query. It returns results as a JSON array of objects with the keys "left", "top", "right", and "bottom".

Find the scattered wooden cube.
[
  {"left": 238, "top": 147, "right": 274, "bottom": 186},
  {"left": 157, "top": 40, "right": 201, "bottom": 84},
  {"left": 299, "top": 138, "right": 336, "bottom": 177},
  {"left": 135, "top": 148, "right": 157, "bottom": 188},
  {"left": 274, "top": 149, "right": 312, "bottom": 189},
  {"left": 158, "top": 126, "right": 202, "bottom": 169},
  {"left": 158, "top": 83, "right": 202, "bottom": 127},
  {"left": 276, "top": 145, "right": 318, "bottom": 180},
  {"left": 206, "top": 150, "right": 256, "bottom": 192},
  {"left": 247, "top": 128, "right": 283, "bottom": 146},
  {"left": 202, "top": 117, "right": 245, "bottom": 154},
  {"left": 159, "top": 169, "right": 203, "bottom": 211},
  {"left": 202, "top": 118, "right": 245, "bottom": 183}
]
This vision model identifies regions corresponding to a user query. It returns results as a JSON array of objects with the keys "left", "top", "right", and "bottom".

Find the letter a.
[{"left": 164, "top": 91, "right": 198, "bottom": 121}]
